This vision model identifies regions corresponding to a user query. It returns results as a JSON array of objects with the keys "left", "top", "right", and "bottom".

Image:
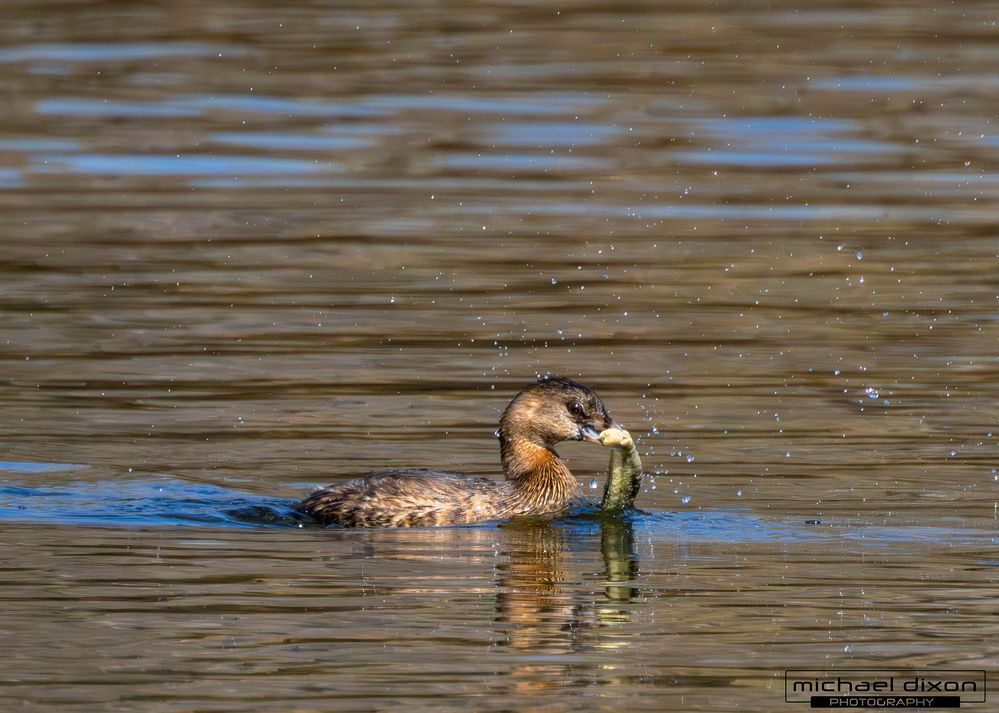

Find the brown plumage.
[{"left": 298, "top": 376, "right": 617, "bottom": 527}]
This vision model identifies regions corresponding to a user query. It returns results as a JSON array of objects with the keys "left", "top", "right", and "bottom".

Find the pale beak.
[{"left": 578, "top": 423, "right": 603, "bottom": 443}]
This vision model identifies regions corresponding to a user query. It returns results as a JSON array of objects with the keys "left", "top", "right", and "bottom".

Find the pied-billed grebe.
[{"left": 299, "top": 376, "right": 625, "bottom": 527}]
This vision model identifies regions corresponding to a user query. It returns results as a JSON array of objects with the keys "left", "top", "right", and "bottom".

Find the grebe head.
[{"left": 499, "top": 375, "right": 618, "bottom": 448}]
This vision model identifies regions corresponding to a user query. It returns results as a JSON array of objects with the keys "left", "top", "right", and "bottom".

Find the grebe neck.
[{"left": 499, "top": 432, "right": 581, "bottom": 508}]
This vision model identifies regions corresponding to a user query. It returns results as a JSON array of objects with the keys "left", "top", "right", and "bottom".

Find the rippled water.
[{"left": 0, "top": 1, "right": 996, "bottom": 710}]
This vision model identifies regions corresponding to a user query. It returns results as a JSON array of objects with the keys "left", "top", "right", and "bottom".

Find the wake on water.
[{"left": 0, "top": 465, "right": 991, "bottom": 547}]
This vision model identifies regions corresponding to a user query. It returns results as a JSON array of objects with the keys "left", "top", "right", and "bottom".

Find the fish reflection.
[
  {"left": 492, "top": 516, "right": 639, "bottom": 693},
  {"left": 495, "top": 516, "right": 638, "bottom": 647}
]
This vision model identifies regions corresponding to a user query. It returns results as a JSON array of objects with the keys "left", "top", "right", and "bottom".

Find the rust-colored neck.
[{"left": 499, "top": 433, "right": 581, "bottom": 511}]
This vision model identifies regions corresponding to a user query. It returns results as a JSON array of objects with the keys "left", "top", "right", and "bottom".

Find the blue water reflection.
[
  {"left": 34, "top": 153, "right": 334, "bottom": 176},
  {"left": 36, "top": 91, "right": 605, "bottom": 121},
  {"left": 0, "top": 168, "right": 22, "bottom": 187},
  {"left": 0, "top": 477, "right": 989, "bottom": 548},
  {"left": 362, "top": 92, "right": 604, "bottom": 115},
  {"left": 0, "top": 138, "right": 79, "bottom": 151},
  {"left": 0, "top": 42, "right": 230, "bottom": 63},
  {"left": 485, "top": 121, "right": 622, "bottom": 147},
  {"left": 811, "top": 75, "right": 924, "bottom": 91},
  {"left": 37, "top": 94, "right": 382, "bottom": 119},
  {"left": 435, "top": 152, "right": 612, "bottom": 173},
  {"left": 0, "top": 461, "right": 86, "bottom": 473},
  {"left": 211, "top": 132, "right": 373, "bottom": 151},
  {"left": 679, "top": 116, "right": 900, "bottom": 167},
  {"left": 37, "top": 98, "right": 202, "bottom": 118}
]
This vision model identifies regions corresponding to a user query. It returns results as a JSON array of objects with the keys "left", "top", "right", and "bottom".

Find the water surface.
[{"left": 0, "top": 0, "right": 996, "bottom": 710}]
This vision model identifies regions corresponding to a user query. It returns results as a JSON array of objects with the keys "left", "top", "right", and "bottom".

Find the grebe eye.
[{"left": 568, "top": 401, "right": 585, "bottom": 418}]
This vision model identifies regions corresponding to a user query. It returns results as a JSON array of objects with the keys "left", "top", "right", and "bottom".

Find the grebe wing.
[{"left": 298, "top": 470, "right": 504, "bottom": 527}]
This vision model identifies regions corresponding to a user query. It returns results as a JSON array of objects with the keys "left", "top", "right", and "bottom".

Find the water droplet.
[
  {"left": 388, "top": 295, "right": 396, "bottom": 304},
  {"left": 550, "top": 277, "right": 558, "bottom": 285},
  {"left": 834, "top": 368, "right": 841, "bottom": 376},
  {"left": 680, "top": 495, "right": 692, "bottom": 504},
  {"left": 855, "top": 251, "right": 863, "bottom": 260},
  {"left": 865, "top": 387, "right": 879, "bottom": 400},
  {"left": 685, "top": 454, "right": 695, "bottom": 463},
  {"left": 736, "top": 489, "right": 743, "bottom": 497},
  {"left": 949, "top": 450, "right": 957, "bottom": 457},
  {"left": 127, "top": 466, "right": 133, "bottom": 473},
  {"left": 785, "top": 451, "right": 791, "bottom": 458},
  {"left": 588, "top": 479, "right": 599, "bottom": 490}
]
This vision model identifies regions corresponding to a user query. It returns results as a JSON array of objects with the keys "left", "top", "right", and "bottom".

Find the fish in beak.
[{"left": 579, "top": 419, "right": 624, "bottom": 444}]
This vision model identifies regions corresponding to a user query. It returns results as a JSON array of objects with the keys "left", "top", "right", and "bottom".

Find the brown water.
[{"left": 0, "top": 0, "right": 997, "bottom": 710}]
